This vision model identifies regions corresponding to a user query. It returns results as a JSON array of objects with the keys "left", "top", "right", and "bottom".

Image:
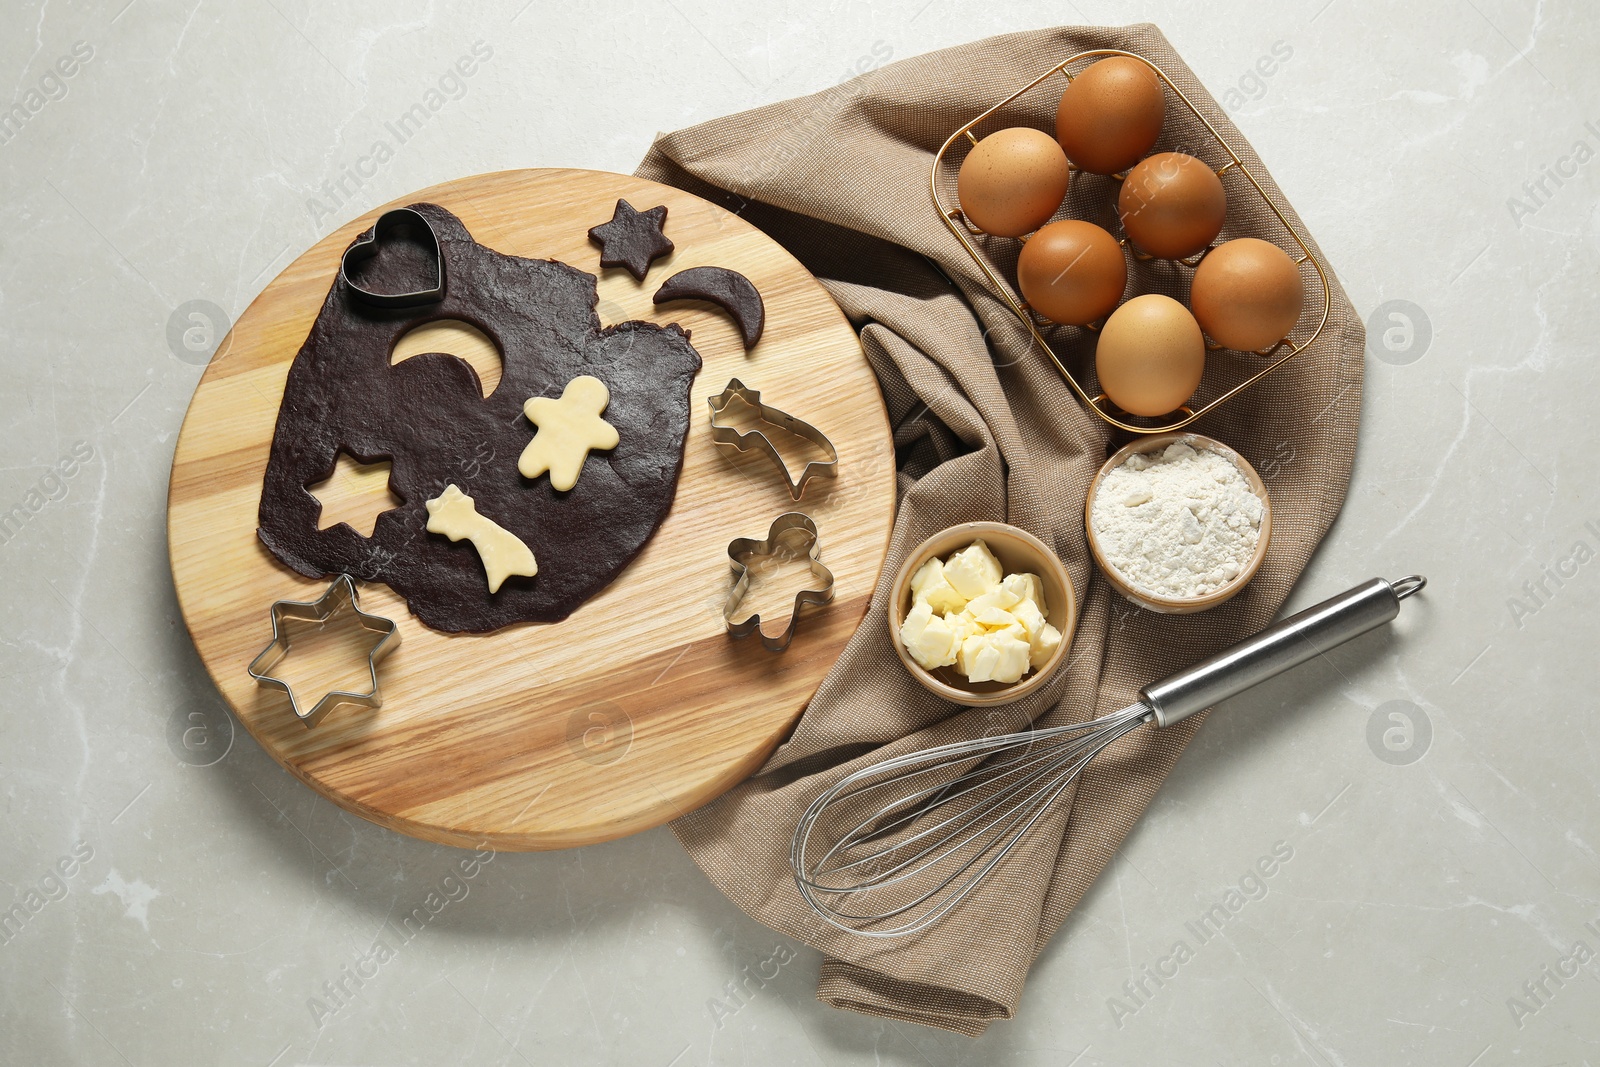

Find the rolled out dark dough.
[{"left": 256, "top": 202, "right": 703, "bottom": 633}]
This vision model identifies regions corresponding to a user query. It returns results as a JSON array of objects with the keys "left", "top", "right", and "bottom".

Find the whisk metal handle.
[{"left": 1139, "top": 575, "right": 1426, "bottom": 727}]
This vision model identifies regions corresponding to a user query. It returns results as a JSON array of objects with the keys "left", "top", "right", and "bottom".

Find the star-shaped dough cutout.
[
  {"left": 587, "top": 199, "right": 673, "bottom": 281},
  {"left": 518, "top": 375, "right": 620, "bottom": 491}
]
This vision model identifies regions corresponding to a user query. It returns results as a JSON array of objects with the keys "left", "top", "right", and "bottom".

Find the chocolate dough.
[
  {"left": 257, "top": 203, "right": 703, "bottom": 633},
  {"left": 587, "top": 199, "right": 674, "bottom": 281},
  {"left": 653, "top": 266, "right": 765, "bottom": 348}
]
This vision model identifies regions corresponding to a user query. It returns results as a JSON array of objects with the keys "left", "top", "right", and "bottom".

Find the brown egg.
[
  {"left": 1189, "top": 238, "right": 1304, "bottom": 351},
  {"left": 1055, "top": 57, "right": 1165, "bottom": 175},
  {"left": 1096, "top": 294, "right": 1205, "bottom": 417},
  {"left": 1117, "top": 152, "right": 1226, "bottom": 259},
  {"left": 957, "top": 127, "right": 1071, "bottom": 238},
  {"left": 1016, "top": 220, "right": 1126, "bottom": 325}
]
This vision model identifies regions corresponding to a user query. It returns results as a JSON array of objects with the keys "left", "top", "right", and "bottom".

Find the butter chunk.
[
  {"left": 942, "top": 539, "right": 1004, "bottom": 600},
  {"left": 1001, "top": 572, "right": 1044, "bottom": 607},
  {"left": 964, "top": 585, "right": 1021, "bottom": 615},
  {"left": 989, "top": 632, "right": 1033, "bottom": 683},
  {"left": 1010, "top": 596, "right": 1047, "bottom": 640},
  {"left": 969, "top": 605, "right": 1021, "bottom": 633},
  {"left": 961, "top": 630, "right": 1032, "bottom": 684},
  {"left": 1028, "top": 621, "right": 1063, "bottom": 670},
  {"left": 910, "top": 557, "right": 969, "bottom": 615},
  {"left": 900, "top": 601, "right": 960, "bottom": 671},
  {"left": 958, "top": 633, "right": 997, "bottom": 681}
]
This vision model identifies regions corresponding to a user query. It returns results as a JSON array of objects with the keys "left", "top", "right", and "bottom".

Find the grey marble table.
[{"left": 2, "top": 1, "right": 1595, "bottom": 1063}]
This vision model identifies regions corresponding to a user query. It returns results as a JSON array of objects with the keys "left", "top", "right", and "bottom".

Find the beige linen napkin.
[{"left": 637, "top": 23, "right": 1363, "bottom": 1036}]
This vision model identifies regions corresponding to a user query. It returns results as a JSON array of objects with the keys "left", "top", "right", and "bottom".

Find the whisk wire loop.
[{"left": 792, "top": 702, "right": 1152, "bottom": 937}]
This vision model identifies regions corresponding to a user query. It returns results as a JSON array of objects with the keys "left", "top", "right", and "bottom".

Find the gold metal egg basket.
[{"left": 930, "top": 49, "right": 1332, "bottom": 434}]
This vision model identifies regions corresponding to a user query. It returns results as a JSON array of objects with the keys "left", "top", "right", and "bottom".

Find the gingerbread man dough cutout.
[{"left": 518, "top": 375, "right": 620, "bottom": 491}]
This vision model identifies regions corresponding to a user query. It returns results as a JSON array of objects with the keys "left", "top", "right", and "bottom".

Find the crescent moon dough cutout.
[{"left": 653, "top": 266, "right": 765, "bottom": 348}]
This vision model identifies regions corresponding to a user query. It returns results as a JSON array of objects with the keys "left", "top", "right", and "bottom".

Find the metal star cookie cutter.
[
  {"left": 708, "top": 379, "right": 838, "bottom": 501},
  {"left": 247, "top": 574, "right": 400, "bottom": 728},
  {"left": 339, "top": 206, "right": 446, "bottom": 309},
  {"left": 725, "top": 512, "right": 835, "bottom": 653}
]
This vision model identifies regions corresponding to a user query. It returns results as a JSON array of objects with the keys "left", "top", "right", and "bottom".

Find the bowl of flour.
[{"left": 1085, "top": 433, "right": 1271, "bottom": 613}]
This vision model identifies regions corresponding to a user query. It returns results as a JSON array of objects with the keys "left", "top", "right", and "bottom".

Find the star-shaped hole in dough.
[
  {"left": 518, "top": 376, "right": 620, "bottom": 492},
  {"left": 307, "top": 451, "right": 401, "bottom": 537},
  {"left": 587, "top": 199, "right": 673, "bottom": 281}
]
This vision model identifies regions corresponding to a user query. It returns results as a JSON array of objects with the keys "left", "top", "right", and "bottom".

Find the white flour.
[{"left": 1091, "top": 441, "right": 1264, "bottom": 599}]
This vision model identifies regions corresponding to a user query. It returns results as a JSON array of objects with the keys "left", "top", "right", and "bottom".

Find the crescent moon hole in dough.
[{"left": 391, "top": 319, "right": 503, "bottom": 398}]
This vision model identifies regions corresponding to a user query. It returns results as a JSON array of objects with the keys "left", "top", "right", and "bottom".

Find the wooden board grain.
[{"left": 167, "top": 169, "right": 897, "bottom": 850}]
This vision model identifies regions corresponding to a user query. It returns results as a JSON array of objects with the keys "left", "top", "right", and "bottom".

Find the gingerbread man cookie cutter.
[
  {"left": 724, "top": 512, "right": 835, "bottom": 653},
  {"left": 247, "top": 574, "right": 400, "bottom": 728},
  {"left": 707, "top": 379, "right": 838, "bottom": 501}
]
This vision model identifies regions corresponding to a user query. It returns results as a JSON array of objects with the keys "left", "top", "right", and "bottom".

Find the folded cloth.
[{"left": 638, "top": 22, "right": 1363, "bottom": 1036}]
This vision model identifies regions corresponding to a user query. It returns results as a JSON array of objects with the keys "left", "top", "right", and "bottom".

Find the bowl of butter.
[{"left": 888, "top": 521, "right": 1077, "bottom": 706}]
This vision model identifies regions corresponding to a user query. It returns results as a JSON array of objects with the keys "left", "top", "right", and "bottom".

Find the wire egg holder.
[{"left": 930, "top": 49, "right": 1333, "bottom": 434}]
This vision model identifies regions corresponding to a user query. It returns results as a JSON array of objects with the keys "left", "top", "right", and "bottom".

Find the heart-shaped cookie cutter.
[
  {"left": 339, "top": 206, "right": 446, "bottom": 309},
  {"left": 724, "top": 512, "right": 835, "bottom": 652}
]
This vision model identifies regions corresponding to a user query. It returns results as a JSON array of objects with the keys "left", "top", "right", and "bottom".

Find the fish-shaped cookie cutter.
[
  {"left": 724, "top": 512, "right": 836, "bottom": 652},
  {"left": 247, "top": 573, "right": 400, "bottom": 728},
  {"left": 707, "top": 379, "right": 838, "bottom": 500}
]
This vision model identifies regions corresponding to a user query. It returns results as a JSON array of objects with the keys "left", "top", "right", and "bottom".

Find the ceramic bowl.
[
  {"left": 887, "top": 521, "right": 1076, "bottom": 706},
  {"left": 1084, "top": 432, "right": 1272, "bottom": 614}
]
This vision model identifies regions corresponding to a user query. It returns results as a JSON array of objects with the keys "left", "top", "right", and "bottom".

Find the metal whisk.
[{"left": 792, "top": 575, "right": 1426, "bottom": 938}]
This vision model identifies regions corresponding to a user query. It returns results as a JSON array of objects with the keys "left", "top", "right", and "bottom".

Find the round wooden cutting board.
[{"left": 168, "top": 169, "right": 897, "bottom": 850}]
